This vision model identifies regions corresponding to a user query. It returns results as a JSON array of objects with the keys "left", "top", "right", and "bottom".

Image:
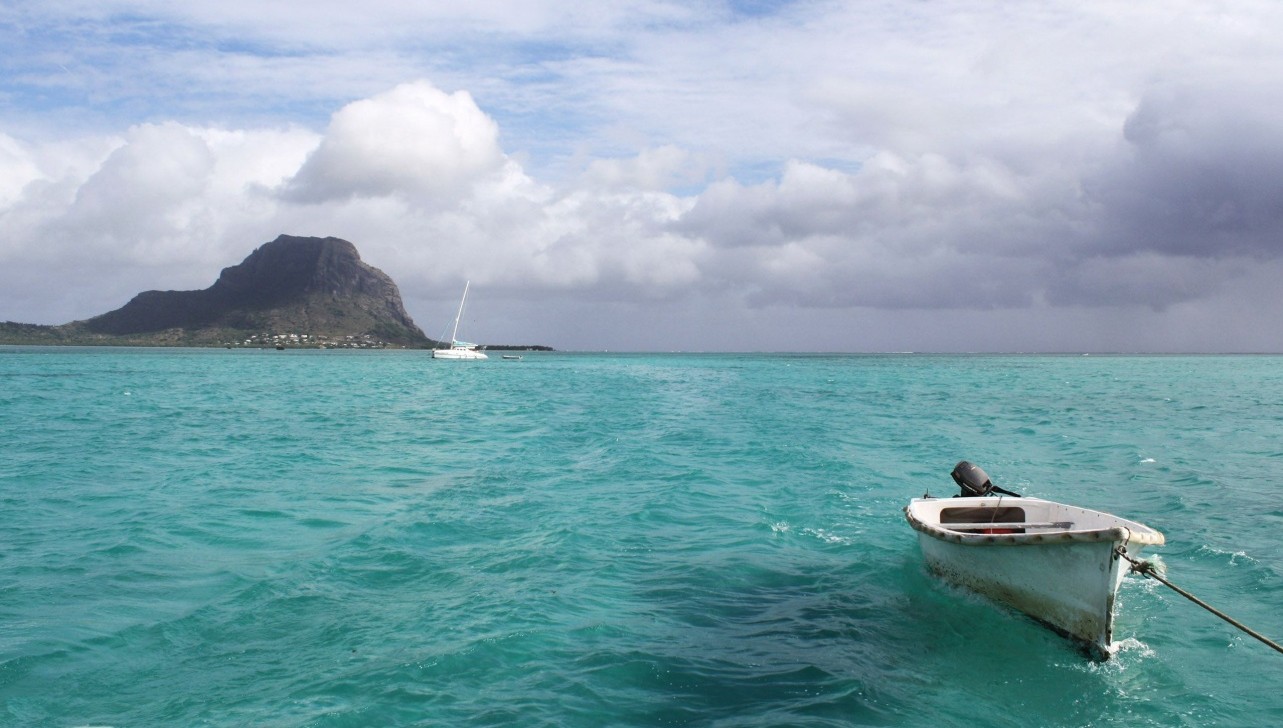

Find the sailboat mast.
[{"left": 450, "top": 281, "right": 470, "bottom": 343}]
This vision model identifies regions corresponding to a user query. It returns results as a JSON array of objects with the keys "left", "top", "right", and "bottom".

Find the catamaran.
[{"left": 432, "top": 281, "right": 488, "bottom": 360}]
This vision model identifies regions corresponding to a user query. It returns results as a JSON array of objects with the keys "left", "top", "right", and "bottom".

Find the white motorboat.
[
  {"left": 905, "top": 461, "right": 1165, "bottom": 659},
  {"left": 432, "top": 281, "right": 488, "bottom": 360}
]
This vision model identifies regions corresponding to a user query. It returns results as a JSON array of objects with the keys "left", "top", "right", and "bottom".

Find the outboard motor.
[
  {"left": 951, "top": 460, "right": 1021, "bottom": 497},
  {"left": 951, "top": 461, "right": 993, "bottom": 496}
]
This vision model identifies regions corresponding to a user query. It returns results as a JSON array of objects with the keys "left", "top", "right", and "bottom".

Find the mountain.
[{"left": 0, "top": 235, "right": 435, "bottom": 347}]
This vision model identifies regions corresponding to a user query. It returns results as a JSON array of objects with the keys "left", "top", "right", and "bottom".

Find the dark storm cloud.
[{"left": 1089, "top": 80, "right": 1283, "bottom": 261}]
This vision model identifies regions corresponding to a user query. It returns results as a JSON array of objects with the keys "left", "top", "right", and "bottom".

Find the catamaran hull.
[
  {"left": 906, "top": 496, "right": 1163, "bottom": 658},
  {"left": 432, "top": 348, "right": 487, "bottom": 360}
]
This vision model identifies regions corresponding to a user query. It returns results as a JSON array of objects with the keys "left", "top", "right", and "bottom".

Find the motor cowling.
[{"left": 951, "top": 460, "right": 994, "bottom": 497}]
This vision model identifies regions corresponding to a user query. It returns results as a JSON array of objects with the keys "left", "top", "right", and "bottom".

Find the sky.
[{"left": 4, "top": 1, "right": 1283, "bottom": 352}]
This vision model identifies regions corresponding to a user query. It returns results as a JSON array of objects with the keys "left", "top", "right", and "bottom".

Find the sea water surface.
[{"left": 1, "top": 348, "right": 1280, "bottom": 726}]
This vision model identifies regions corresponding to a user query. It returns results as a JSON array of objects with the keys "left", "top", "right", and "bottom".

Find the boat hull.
[
  {"left": 906, "top": 496, "right": 1163, "bottom": 658},
  {"left": 917, "top": 531, "right": 1126, "bottom": 656},
  {"left": 432, "top": 347, "right": 487, "bottom": 360}
]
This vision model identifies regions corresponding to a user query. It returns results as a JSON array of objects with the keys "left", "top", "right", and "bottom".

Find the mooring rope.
[{"left": 1115, "top": 547, "right": 1283, "bottom": 656}]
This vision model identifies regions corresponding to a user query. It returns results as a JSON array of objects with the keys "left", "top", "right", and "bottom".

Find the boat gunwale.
[{"left": 905, "top": 497, "right": 1165, "bottom": 548}]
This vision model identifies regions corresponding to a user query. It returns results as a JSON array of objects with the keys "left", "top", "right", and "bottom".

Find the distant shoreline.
[{"left": 0, "top": 321, "right": 553, "bottom": 351}]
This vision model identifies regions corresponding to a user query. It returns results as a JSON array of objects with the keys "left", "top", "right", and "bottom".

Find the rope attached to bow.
[{"left": 1115, "top": 547, "right": 1283, "bottom": 656}]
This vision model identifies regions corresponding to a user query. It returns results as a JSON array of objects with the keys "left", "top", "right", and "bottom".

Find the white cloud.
[
  {"left": 283, "top": 82, "right": 505, "bottom": 206},
  {"left": 581, "top": 145, "right": 711, "bottom": 191},
  {"left": 0, "top": 121, "right": 320, "bottom": 321},
  {"left": 0, "top": 133, "right": 43, "bottom": 207},
  {"left": 65, "top": 123, "right": 214, "bottom": 248}
]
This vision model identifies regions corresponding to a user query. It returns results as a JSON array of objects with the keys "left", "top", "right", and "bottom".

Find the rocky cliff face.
[{"left": 80, "top": 235, "right": 430, "bottom": 345}]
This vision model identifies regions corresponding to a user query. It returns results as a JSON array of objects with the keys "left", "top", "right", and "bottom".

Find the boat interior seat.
[{"left": 941, "top": 506, "right": 1027, "bottom": 534}]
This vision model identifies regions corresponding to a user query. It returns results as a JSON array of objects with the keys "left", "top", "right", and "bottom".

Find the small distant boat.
[
  {"left": 905, "top": 461, "right": 1164, "bottom": 659},
  {"left": 501, "top": 354, "right": 523, "bottom": 361},
  {"left": 432, "top": 281, "right": 488, "bottom": 361}
]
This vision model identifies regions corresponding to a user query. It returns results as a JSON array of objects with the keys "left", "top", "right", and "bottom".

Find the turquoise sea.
[{"left": 2, "top": 348, "right": 1280, "bottom": 726}]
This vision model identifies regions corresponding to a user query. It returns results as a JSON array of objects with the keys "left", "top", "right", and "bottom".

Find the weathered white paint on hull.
[{"left": 917, "top": 533, "right": 1124, "bottom": 656}]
